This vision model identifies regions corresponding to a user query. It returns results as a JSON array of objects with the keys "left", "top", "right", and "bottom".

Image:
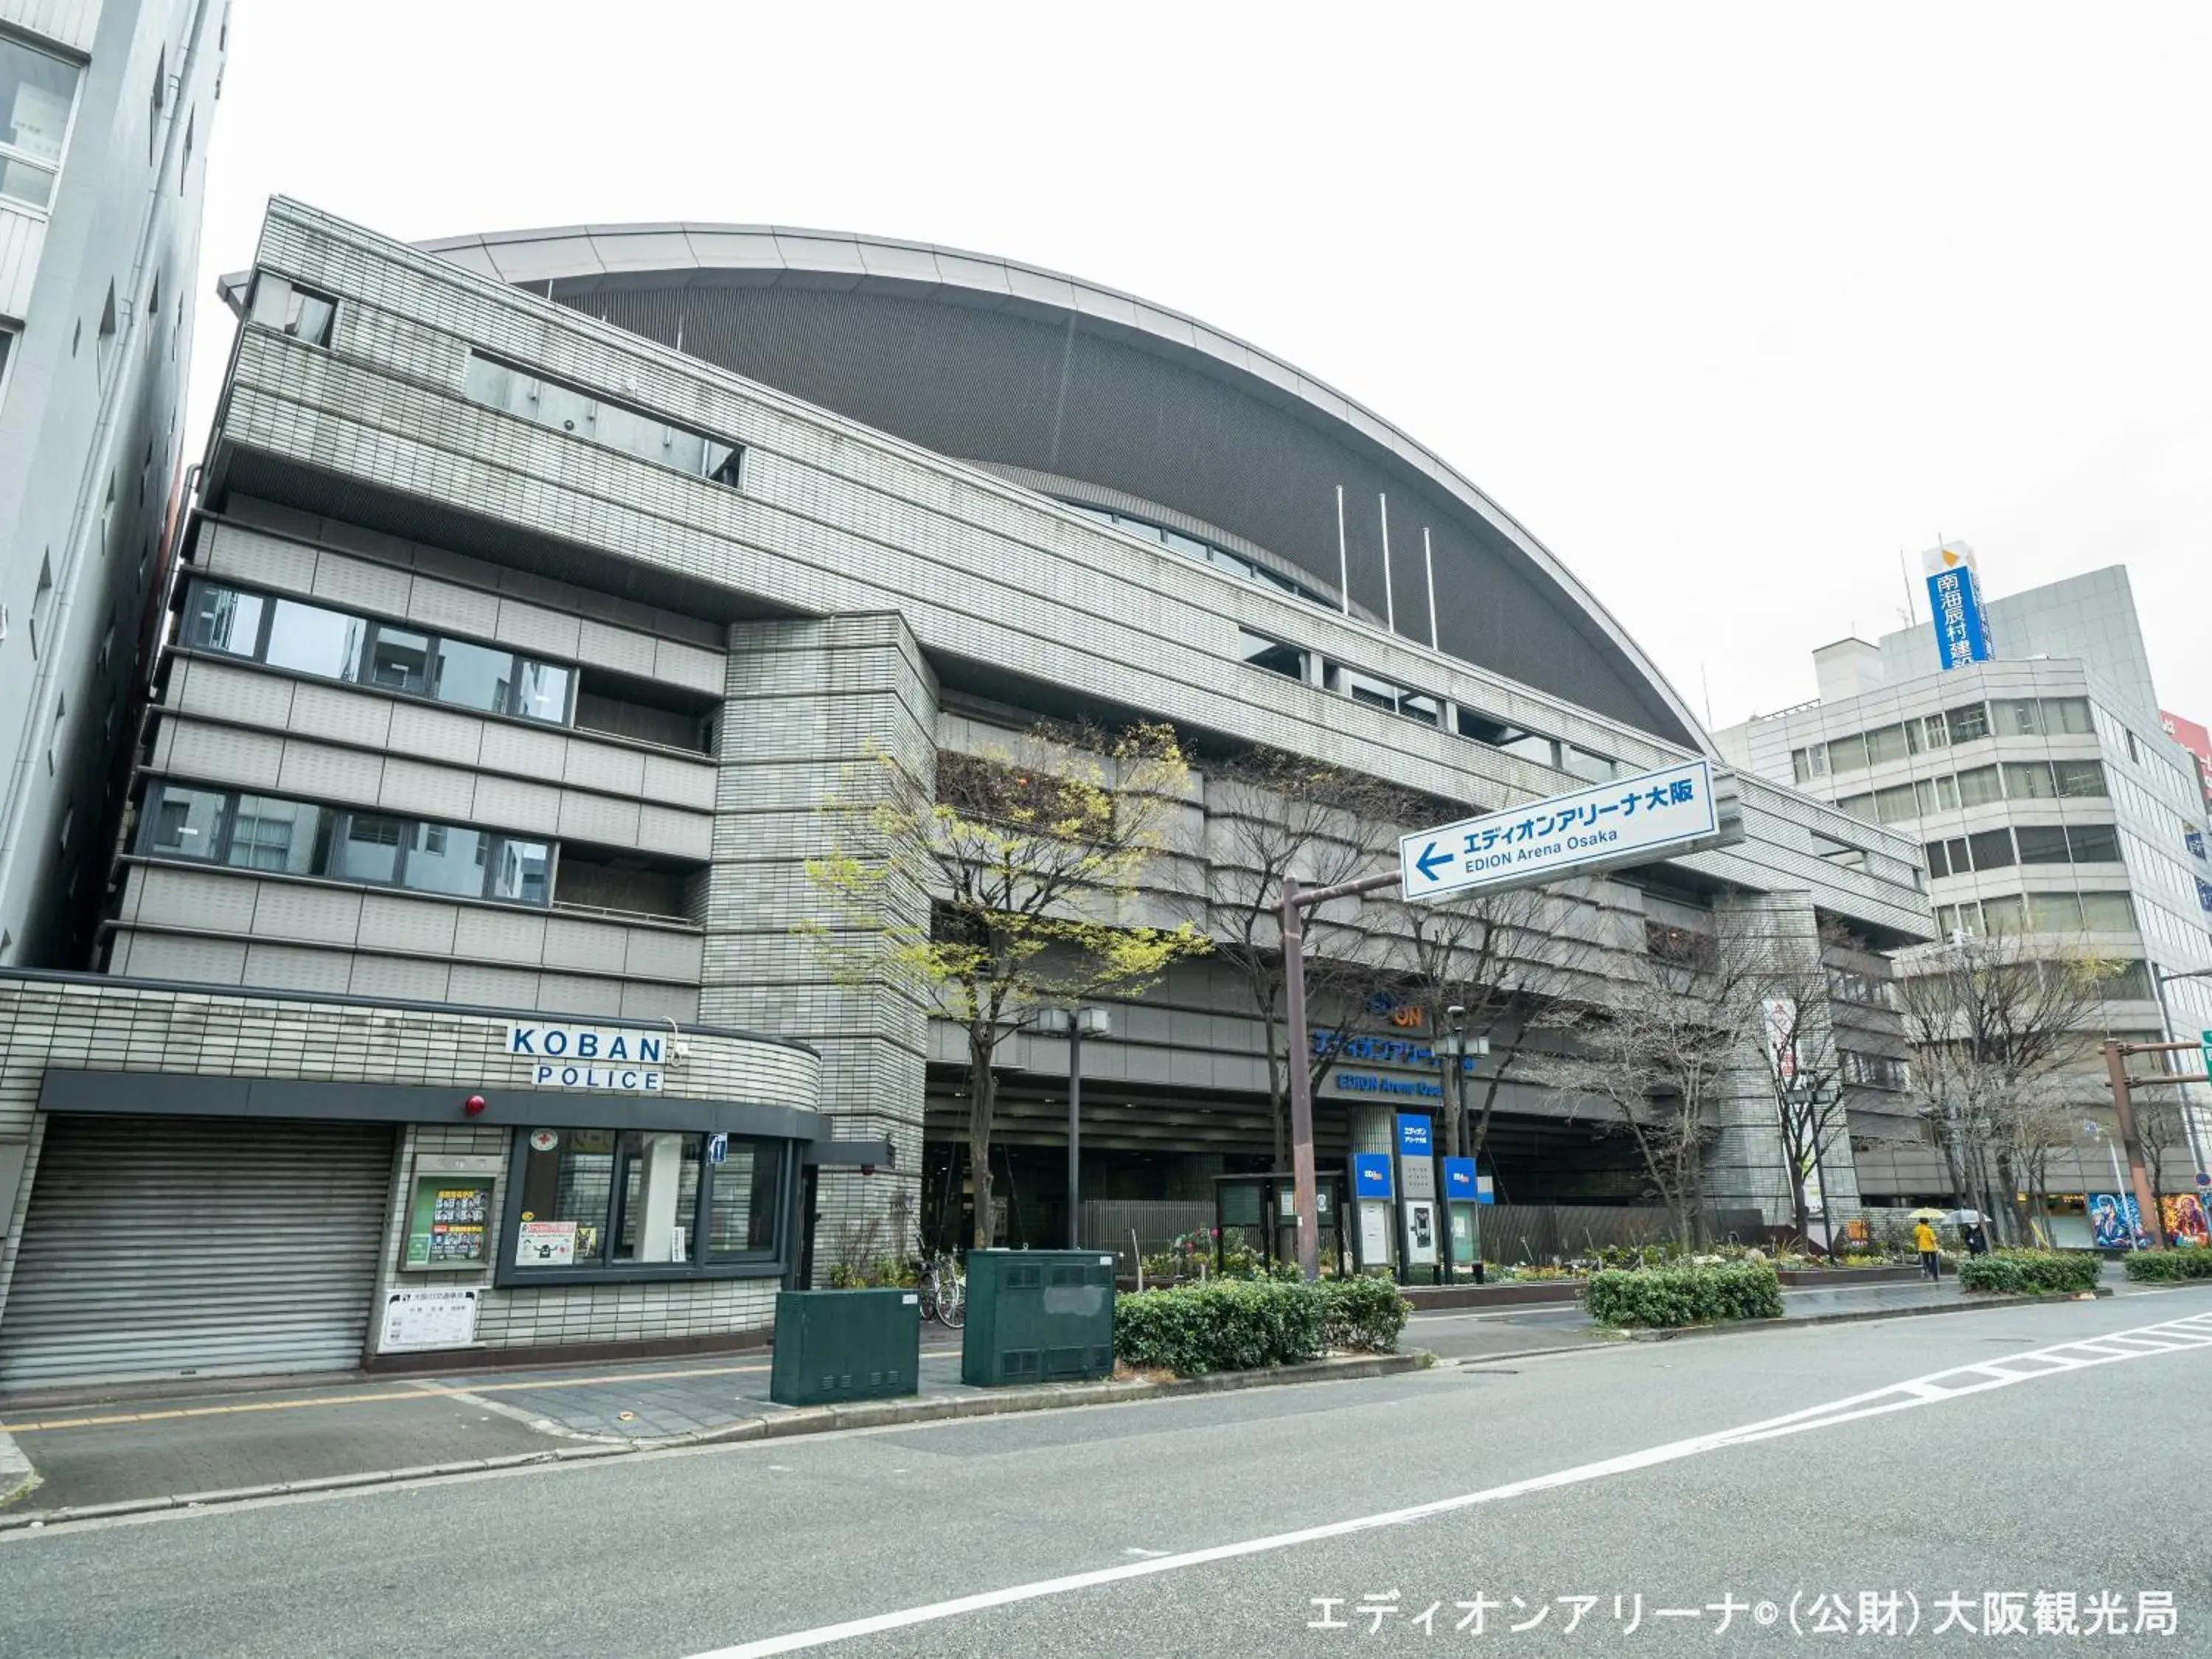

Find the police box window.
[{"left": 506, "top": 1128, "right": 787, "bottom": 1281}]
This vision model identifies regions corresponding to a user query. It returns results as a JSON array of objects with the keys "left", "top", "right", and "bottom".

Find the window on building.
[
  {"left": 1236, "top": 628, "right": 1307, "bottom": 681},
  {"left": 2079, "top": 891, "right": 2135, "bottom": 932},
  {"left": 2067, "top": 823, "right": 2122, "bottom": 863},
  {"left": 1865, "top": 724, "right": 1912, "bottom": 765},
  {"left": 1791, "top": 743, "right": 1829, "bottom": 784},
  {"left": 1826, "top": 731, "right": 1870, "bottom": 774},
  {"left": 0, "top": 34, "right": 77, "bottom": 210},
  {"left": 2107, "top": 959, "right": 2155, "bottom": 1001},
  {"left": 1947, "top": 703, "right": 1991, "bottom": 743},
  {"left": 2125, "top": 728, "right": 2141, "bottom": 765},
  {"left": 1921, "top": 714, "right": 1952, "bottom": 751},
  {"left": 2003, "top": 760, "right": 2057, "bottom": 800},
  {"left": 1873, "top": 783, "right": 1919, "bottom": 825},
  {"left": 1836, "top": 793, "right": 1876, "bottom": 823},
  {"left": 1329, "top": 665, "right": 1441, "bottom": 727},
  {"left": 1562, "top": 745, "right": 1618, "bottom": 784},
  {"left": 1956, "top": 765, "right": 2003, "bottom": 807},
  {"left": 2053, "top": 759, "right": 2109, "bottom": 799},
  {"left": 2028, "top": 891, "right": 2083, "bottom": 933},
  {"left": 1458, "top": 708, "right": 1557, "bottom": 767},
  {"left": 2042, "top": 697, "right": 2094, "bottom": 735},
  {"left": 184, "top": 580, "right": 574, "bottom": 726},
  {"left": 1996, "top": 700, "right": 2043, "bottom": 737},
  {"left": 247, "top": 272, "right": 336, "bottom": 346},
  {"left": 2014, "top": 825, "right": 2071, "bottom": 864},
  {"left": 95, "top": 281, "right": 117, "bottom": 380},
  {"left": 463, "top": 352, "right": 740, "bottom": 487},
  {"left": 506, "top": 1128, "right": 787, "bottom": 1281},
  {"left": 1924, "top": 773, "right": 1961, "bottom": 813},
  {"left": 1966, "top": 828, "right": 2016, "bottom": 871},
  {"left": 1980, "top": 893, "right": 2027, "bottom": 933},
  {"left": 142, "top": 782, "right": 557, "bottom": 905}
]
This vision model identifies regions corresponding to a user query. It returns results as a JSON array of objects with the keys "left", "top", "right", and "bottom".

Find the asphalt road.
[{"left": 4, "top": 1286, "right": 2208, "bottom": 1658}]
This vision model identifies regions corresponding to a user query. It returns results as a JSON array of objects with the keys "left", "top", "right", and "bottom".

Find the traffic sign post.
[{"left": 1280, "top": 759, "right": 1742, "bottom": 1279}]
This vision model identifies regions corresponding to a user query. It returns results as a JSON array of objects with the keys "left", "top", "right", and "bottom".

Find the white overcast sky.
[{"left": 188, "top": 1, "right": 2212, "bottom": 734}]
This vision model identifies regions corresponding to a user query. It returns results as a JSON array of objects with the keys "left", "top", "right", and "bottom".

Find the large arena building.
[{"left": 0, "top": 201, "right": 1932, "bottom": 1388}]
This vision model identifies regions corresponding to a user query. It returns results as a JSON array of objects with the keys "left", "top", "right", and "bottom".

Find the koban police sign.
[
  {"left": 1399, "top": 758, "right": 1723, "bottom": 904},
  {"left": 508, "top": 1023, "right": 667, "bottom": 1091}
]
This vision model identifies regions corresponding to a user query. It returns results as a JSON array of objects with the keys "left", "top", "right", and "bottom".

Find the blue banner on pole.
[
  {"left": 1352, "top": 1153, "right": 1394, "bottom": 1200},
  {"left": 1396, "top": 1113, "right": 1433, "bottom": 1159},
  {"left": 1927, "top": 565, "right": 1994, "bottom": 669},
  {"left": 1442, "top": 1157, "right": 1476, "bottom": 1200}
]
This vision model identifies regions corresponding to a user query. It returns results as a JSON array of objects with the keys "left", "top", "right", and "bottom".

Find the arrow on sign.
[{"left": 1414, "top": 842, "right": 1453, "bottom": 882}]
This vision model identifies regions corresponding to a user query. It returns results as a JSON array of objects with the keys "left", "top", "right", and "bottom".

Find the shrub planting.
[
  {"left": 1582, "top": 1262, "right": 1783, "bottom": 1328},
  {"left": 1957, "top": 1249, "right": 2102, "bottom": 1296},
  {"left": 1113, "top": 1273, "right": 1411, "bottom": 1374}
]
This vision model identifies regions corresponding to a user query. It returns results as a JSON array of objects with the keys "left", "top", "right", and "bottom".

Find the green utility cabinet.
[
  {"left": 961, "top": 1249, "right": 1117, "bottom": 1387},
  {"left": 769, "top": 1287, "right": 922, "bottom": 1407}
]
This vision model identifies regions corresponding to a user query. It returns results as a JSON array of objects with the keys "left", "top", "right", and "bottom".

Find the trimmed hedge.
[
  {"left": 1958, "top": 1249, "right": 2102, "bottom": 1295},
  {"left": 1583, "top": 1262, "right": 1783, "bottom": 1328},
  {"left": 2123, "top": 1248, "right": 2212, "bottom": 1284},
  {"left": 1319, "top": 1273, "right": 1411, "bottom": 1354},
  {"left": 1113, "top": 1273, "right": 1411, "bottom": 1376}
]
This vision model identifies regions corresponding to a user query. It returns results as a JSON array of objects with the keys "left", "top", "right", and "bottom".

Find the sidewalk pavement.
[{"left": 0, "top": 1266, "right": 2141, "bottom": 1523}]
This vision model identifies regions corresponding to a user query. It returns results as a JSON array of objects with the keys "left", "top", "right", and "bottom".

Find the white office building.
[{"left": 1719, "top": 566, "right": 2212, "bottom": 1237}]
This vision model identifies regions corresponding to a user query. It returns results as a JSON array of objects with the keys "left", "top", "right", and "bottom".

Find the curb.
[
  {"left": 0, "top": 1351, "right": 1425, "bottom": 1533},
  {"left": 1618, "top": 1287, "right": 2112, "bottom": 1342}
]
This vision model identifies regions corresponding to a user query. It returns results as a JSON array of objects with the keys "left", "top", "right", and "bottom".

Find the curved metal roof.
[{"left": 420, "top": 223, "right": 1706, "bottom": 749}]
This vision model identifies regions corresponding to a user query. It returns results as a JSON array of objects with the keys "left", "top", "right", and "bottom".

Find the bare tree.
[
  {"left": 806, "top": 720, "right": 1211, "bottom": 1250},
  {"left": 1202, "top": 748, "right": 1413, "bottom": 1167},
  {"left": 1522, "top": 905, "right": 1781, "bottom": 1246},
  {"left": 1894, "top": 928, "right": 2117, "bottom": 1244},
  {"left": 1384, "top": 880, "right": 1604, "bottom": 1164}
]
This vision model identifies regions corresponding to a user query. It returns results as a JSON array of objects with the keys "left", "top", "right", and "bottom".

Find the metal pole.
[
  {"left": 2104, "top": 1039, "right": 2165, "bottom": 1250},
  {"left": 1378, "top": 493, "right": 1394, "bottom": 634},
  {"left": 1422, "top": 528, "right": 1439, "bottom": 651},
  {"left": 1809, "top": 1094, "right": 1838, "bottom": 1259},
  {"left": 1066, "top": 1018, "right": 1082, "bottom": 1250},
  {"left": 1334, "top": 487, "right": 1350, "bottom": 618},
  {"left": 1283, "top": 874, "right": 1319, "bottom": 1281}
]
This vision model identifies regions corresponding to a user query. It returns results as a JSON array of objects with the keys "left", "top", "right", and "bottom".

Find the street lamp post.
[
  {"left": 1783, "top": 1079, "right": 1841, "bottom": 1259},
  {"left": 1433, "top": 1005, "right": 1491, "bottom": 1283},
  {"left": 2152, "top": 966, "right": 2212, "bottom": 1192},
  {"left": 1038, "top": 1006, "right": 1112, "bottom": 1249}
]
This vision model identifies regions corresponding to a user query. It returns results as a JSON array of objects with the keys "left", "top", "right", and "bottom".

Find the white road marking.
[{"left": 684, "top": 1309, "right": 2212, "bottom": 1659}]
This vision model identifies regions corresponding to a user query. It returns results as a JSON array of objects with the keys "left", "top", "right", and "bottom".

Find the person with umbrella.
[{"left": 1910, "top": 1207, "right": 1944, "bottom": 1279}]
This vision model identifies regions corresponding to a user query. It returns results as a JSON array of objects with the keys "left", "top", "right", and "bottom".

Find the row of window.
[
  {"left": 1063, "top": 504, "right": 1332, "bottom": 608},
  {"left": 1934, "top": 891, "right": 2146, "bottom": 950},
  {"left": 1839, "top": 1050, "right": 1911, "bottom": 1091},
  {"left": 1922, "top": 821, "right": 2122, "bottom": 878},
  {"left": 465, "top": 353, "right": 741, "bottom": 486},
  {"left": 182, "top": 580, "right": 576, "bottom": 726},
  {"left": 0, "top": 32, "right": 75, "bottom": 212},
  {"left": 509, "top": 1127, "right": 782, "bottom": 1279},
  {"left": 1236, "top": 629, "right": 1621, "bottom": 782},
  {"left": 142, "top": 782, "right": 552, "bottom": 905},
  {"left": 1835, "top": 757, "right": 2109, "bottom": 827},
  {"left": 1827, "top": 968, "right": 1895, "bottom": 1008},
  {"left": 1792, "top": 697, "right": 2095, "bottom": 785}
]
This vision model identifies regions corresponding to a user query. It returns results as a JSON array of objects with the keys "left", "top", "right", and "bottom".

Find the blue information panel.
[
  {"left": 1352, "top": 1152, "right": 1394, "bottom": 1200},
  {"left": 1396, "top": 1113, "right": 1433, "bottom": 1159},
  {"left": 1927, "top": 565, "right": 1993, "bottom": 669},
  {"left": 1442, "top": 1157, "right": 1476, "bottom": 1200}
]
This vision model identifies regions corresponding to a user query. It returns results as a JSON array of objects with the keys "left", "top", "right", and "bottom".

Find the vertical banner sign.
[{"left": 1922, "top": 543, "right": 1994, "bottom": 669}]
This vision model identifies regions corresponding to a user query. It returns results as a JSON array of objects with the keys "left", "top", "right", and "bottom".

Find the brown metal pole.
[
  {"left": 2105, "top": 1039, "right": 2167, "bottom": 1251},
  {"left": 1282, "top": 874, "right": 1319, "bottom": 1281}
]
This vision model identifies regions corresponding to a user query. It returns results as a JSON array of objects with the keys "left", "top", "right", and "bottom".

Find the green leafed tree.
[{"left": 804, "top": 719, "right": 1211, "bottom": 1251}]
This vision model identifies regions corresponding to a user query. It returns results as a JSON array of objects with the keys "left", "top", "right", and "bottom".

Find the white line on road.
[{"left": 684, "top": 1309, "right": 2212, "bottom": 1659}]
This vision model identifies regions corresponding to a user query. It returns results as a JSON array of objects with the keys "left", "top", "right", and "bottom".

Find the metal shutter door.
[{"left": 0, "top": 1116, "right": 395, "bottom": 1390}]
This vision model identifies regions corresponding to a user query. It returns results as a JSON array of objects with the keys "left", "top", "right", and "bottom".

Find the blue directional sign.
[
  {"left": 1351, "top": 1152, "right": 1394, "bottom": 1200},
  {"left": 1442, "top": 1157, "right": 1476, "bottom": 1200},
  {"left": 1396, "top": 1113, "right": 1433, "bottom": 1159},
  {"left": 1399, "top": 758, "right": 1721, "bottom": 904}
]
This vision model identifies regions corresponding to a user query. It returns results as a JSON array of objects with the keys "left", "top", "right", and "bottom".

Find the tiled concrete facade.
[
  {"left": 700, "top": 615, "right": 939, "bottom": 1281},
  {"left": 0, "top": 198, "right": 1948, "bottom": 1379},
  {"left": 0, "top": 975, "right": 818, "bottom": 1352}
]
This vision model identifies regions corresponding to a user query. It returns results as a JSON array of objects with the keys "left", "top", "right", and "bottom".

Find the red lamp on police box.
[{"left": 463, "top": 1094, "right": 487, "bottom": 1117}]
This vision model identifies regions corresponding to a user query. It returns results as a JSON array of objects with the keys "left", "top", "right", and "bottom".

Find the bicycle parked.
[{"left": 915, "top": 1249, "right": 966, "bottom": 1328}]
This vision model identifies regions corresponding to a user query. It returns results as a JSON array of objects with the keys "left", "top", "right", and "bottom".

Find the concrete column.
[
  {"left": 633, "top": 1133, "right": 686, "bottom": 1262},
  {"left": 697, "top": 613, "right": 938, "bottom": 1284}
]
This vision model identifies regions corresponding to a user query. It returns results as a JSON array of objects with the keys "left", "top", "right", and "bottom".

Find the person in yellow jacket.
[{"left": 1915, "top": 1220, "right": 1941, "bottom": 1280}]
